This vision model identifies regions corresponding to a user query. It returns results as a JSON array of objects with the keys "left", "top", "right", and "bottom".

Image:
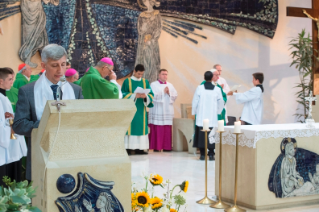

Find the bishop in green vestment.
[
  {"left": 13, "top": 64, "right": 32, "bottom": 89},
  {"left": 122, "top": 64, "right": 154, "bottom": 154},
  {"left": 81, "top": 58, "right": 122, "bottom": 99}
]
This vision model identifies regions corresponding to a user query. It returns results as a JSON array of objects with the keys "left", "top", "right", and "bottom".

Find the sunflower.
[
  {"left": 150, "top": 197, "right": 163, "bottom": 209},
  {"left": 179, "top": 181, "right": 189, "bottom": 193},
  {"left": 170, "top": 209, "right": 177, "bottom": 212},
  {"left": 149, "top": 174, "right": 163, "bottom": 185},
  {"left": 135, "top": 191, "right": 151, "bottom": 207}
]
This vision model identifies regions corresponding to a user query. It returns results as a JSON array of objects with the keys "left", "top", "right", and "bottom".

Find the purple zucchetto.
[
  {"left": 65, "top": 68, "right": 77, "bottom": 77},
  {"left": 100, "top": 57, "right": 114, "bottom": 66}
]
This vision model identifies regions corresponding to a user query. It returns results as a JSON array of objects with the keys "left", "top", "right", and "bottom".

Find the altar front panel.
[{"left": 215, "top": 125, "right": 319, "bottom": 210}]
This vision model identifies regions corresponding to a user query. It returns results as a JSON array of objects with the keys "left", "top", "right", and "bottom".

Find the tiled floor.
[{"left": 130, "top": 152, "right": 319, "bottom": 212}]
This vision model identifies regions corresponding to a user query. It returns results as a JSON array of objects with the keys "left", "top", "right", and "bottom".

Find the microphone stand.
[{"left": 51, "top": 77, "right": 67, "bottom": 112}]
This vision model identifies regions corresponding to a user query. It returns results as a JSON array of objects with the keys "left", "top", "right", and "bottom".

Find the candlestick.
[
  {"left": 225, "top": 133, "right": 246, "bottom": 212},
  {"left": 234, "top": 121, "right": 241, "bottom": 133},
  {"left": 218, "top": 120, "right": 224, "bottom": 131},
  {"left": 210, "top": 130, "right": 230, "bottom": 209},
  {"left": 196, "top": 129, "right": 215, "bottom": 205},
  {"left": 203, "top": 119, "right": 209, "bottom": 131}
]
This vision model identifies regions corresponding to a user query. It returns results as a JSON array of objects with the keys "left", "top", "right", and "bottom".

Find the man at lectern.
[{"left": 12, "top": 44, "right": 83, "bottom": 181}]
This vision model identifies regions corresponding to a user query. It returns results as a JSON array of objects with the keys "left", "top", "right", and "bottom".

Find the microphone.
[{"left": 56, "top": 76, "right": 67, "bottom": 101}]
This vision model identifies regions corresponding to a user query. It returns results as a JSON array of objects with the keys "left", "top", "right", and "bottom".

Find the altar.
[{"left": 215, "top": 123, "right": 319, "bottom": 210}]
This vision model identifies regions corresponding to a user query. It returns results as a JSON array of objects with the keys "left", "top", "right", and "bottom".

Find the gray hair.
[
  {"left": 210, "top": 68, "right": 218, "bottom": 74},
  {"left": 96, "top": 61, "right": 112, "bottom": 69},
  {"left": 213, "top": 64, "right": 221, "bottom": 69},
  {"left": 41, "top": 44, "right": 67, "bottom": 63}
]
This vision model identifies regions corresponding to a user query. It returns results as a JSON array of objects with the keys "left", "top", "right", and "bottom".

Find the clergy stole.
[
  {"left": 201, "top": 81, "right": 227, "bottom": 125},
  {"left": 0, "top": 93, "right": 27, "bottom": 166},
  {"left": 122, "top": 78, "right": 154, "bottom": 136},
  {"left": 13, "top": 73, "right": 29, "bottom": 90},
  {"left": 6, "top": 87, "right": 18, "bottom": 112}
]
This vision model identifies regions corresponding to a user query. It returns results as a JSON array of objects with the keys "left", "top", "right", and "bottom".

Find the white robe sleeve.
[
  {"left": 110, "top": 79, "right": 123, "bottom": 99},
  {"left": 168, "top": 84, "right": 178, "bottom": 104},
  {"left": 192, "top": 86, "right": 200, "bottom": 115},
  {"left": 216, "top": 88, "right": 224, "bottom": 114},
  {"left": 0, "top": 103, "right": 11, "bottom": 149},
  {"left": 151, "top": 82, "right": 164, "bottom": 103},
  {"left": 223, "top": 80, "right": 230, "bottom": 95},
  {"left": 234, "top": 88, "right": 261, "bottom": 104}
]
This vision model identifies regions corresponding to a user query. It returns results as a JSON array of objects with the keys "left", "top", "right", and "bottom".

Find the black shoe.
[
  {"left": 126, "top": 149, "right": 131, "bottom": 156},
  {"left": 200, "top": 155, "right": 205, "bottom": 160},
  {"left": 163, "top": 150, "right": 171, "bottom": 152},
  {"left": 209, "top": 155, "right": 215, "bottom": 161},
  {"left": 137, "top": 150, "right": 148, "bottom": 155}
]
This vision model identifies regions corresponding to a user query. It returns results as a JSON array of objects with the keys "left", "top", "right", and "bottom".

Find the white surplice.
[
  {"left": 234, "top": 87, "right": 263, "bottom": 125},
  {"left": 0, "top": 93, "right": 27, "bottom": 166},
  {"left": 192, "top": 84, "right": 224, "bottom": 127},
  {"left": 148, "top": 81, "right": 177, "bottom": 126},
  {"left": 217, "top": 76, "right": 230, "bottom": 94},
  {"left": 34, "top": 71, "right": 76, "bottom": 120}
]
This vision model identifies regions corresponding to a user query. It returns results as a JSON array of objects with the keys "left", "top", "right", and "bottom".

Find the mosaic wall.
[{"left": 2, "top": 0, "right": 278, "bottom": 78}]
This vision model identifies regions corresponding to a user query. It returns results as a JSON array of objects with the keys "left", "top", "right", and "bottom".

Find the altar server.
[
  {"left": 0, "top": 67, "right": 27, "bottom": 186},
  {"left": 65, "top": 68, "right": 79, "bottom": 83},
  {"left": 148, "top": 69, "right": 177, "bottom": 151},
  {"left": 192, "top": 71, "right": 224, "bottom": 160},
  {"left": 228, "top": 72, "right": 264, "bottom": 125},
  {"left": 13, "top": 44, "right": 83, "bottom": 180},
  {"left": 122, "top": 64, "right": 154, "bottom": 155},
  {"left": 200, "top": 69, "right": 227, "bottom": 125},
  {"left": 81, "top": 58, "right": 122, "bottom": 99},
  {"left": 13, "top": 63, "right": 32, "bottom": 89}
]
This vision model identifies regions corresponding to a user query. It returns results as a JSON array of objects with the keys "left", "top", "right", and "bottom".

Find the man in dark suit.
[{"left": 13, "top": 44, "right": 83, "bottom": 180}]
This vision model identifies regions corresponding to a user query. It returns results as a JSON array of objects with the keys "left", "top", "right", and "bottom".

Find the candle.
[
  {"left": 234, "top": 121, "right": 241, "bottom": 133},
  {"left": 218, "top": 120, "right": 224, "bottom": 131},
  {"left": 203, "top": 119, "right": 209, "bottom": 131}
]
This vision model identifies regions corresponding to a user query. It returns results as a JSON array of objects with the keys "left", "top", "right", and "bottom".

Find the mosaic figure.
[
  {"left": 268, "top": 138, "right": 319, "bottom": 198},
  {"left": 19, "top": 0, "right": 48, "bottom": 68},
  {"left": 135, "top": 0, "right": 162, "bottom": 83}
]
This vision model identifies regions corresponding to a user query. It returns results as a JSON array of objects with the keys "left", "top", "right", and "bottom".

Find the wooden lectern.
[{"left": 31, "top": 99, "right": 136, "bottom": 212}]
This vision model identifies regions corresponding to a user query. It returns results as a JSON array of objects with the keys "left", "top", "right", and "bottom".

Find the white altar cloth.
[{"left": 214, "top": 123, "right": 319, "bottom": 148}]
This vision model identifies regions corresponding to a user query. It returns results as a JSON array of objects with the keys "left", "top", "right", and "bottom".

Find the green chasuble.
[
  {"left": 73, "top": 78, "right": 82, "bottom": 86},
  {"left": 5, "top": 87, "right": 18, "bottom": 112},
  {"left": 13, "top": 73, "right": 29, "bottom": 89},
  {"left": 81, "top": 66, "right": 119, "bottom": 99},
  {"left": 122, "top": 77, "right": 154, "bottom": 136},
  {"left": 29, "top": 74, "right": 40, "bottom": 83},
  {"left": 201, "top": 81, "right": 228, "bottom": 125}
]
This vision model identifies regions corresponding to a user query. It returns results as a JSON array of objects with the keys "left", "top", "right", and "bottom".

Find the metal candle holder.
[
  {"left": 196, "top": 129, "right": 215, "bottom": 205},
  {"left": 225, "top": 133, "right": 246, "bottom": 212},
  {"left": 210, "top": 130, "right": 230, "bottom": 209}
]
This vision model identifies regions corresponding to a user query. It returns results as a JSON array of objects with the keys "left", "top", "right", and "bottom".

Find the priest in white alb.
[
  {"left": 148, "top": 69, "right": 178, "bottom": 151},
  {"left": 13, "top": 44, "right": 83, "bottom": 181},
  {"left": 192, "top": 71, "right": 224, "bottom": 160},
  {"left": 0, "top": 67, "right": 27, "bottom": 186}
]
